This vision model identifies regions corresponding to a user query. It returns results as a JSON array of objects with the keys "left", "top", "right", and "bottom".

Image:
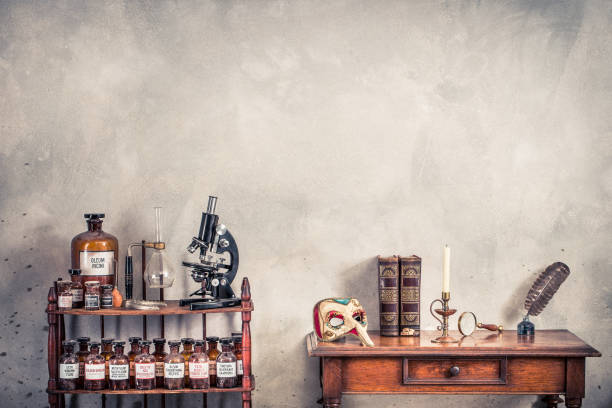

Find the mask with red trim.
[{"left": 313, "top": 297, "right": 374, "bottom": 347}]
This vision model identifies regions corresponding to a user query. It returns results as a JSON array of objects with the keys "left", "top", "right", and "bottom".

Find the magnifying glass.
[{"left": 458, "top": 312, "right": 503, "bottom": 336}]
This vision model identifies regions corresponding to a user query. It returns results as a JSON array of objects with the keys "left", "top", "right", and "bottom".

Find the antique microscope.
[{"left": 179, "top": 196, "right": 240, "bottom": 310}]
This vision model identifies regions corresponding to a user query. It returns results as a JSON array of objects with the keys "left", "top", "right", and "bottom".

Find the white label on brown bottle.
[
  {"left": 216, "top": 362, "right": 236, "bottom": 378},
  {"left": 109, "top": 364, "right": 129, "bottom": 380},
  {"left": 135, "top": 363, "right": 155, "bottom": 379},
  {"left": 80, "top": 250, "right": 115, "bottom": 276},
  {"left": 237, "top": 359, "right": 243, "bottom": 375},
  {"left": 155, "top": 361, "right": 164, "bottom": 377},
  {"left": 58, "top": 295, "right": 72, "bottom": 308},
  {"left": 164, "top": 362, "right": 184, "bottom": 379},
  {"left": 59, "top": 363, "right": 79, "bottom": 379},
  {"left": 85, "top": 363, "right": 105, "bottom": 380},
  {"left": 209, "top": 360, "right": 216, "bottom": 375},
  {"left": 189, "top": 362, "right": 208, "bottom": 379},
  {"left": 71, "top": 288, "right": 83, "bottom": 302}
]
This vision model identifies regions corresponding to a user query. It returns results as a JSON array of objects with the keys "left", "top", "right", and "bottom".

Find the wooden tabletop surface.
[{"left": 307, "top": 330, "right": 601, "bottom": 358}]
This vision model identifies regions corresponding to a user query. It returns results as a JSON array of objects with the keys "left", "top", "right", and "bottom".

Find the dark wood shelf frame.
[{"left": 47, "top": 277, "right": 254, "bottom": 408}]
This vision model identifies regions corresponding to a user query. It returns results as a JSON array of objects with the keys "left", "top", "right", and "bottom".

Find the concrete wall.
[{"left": 1, "top": 0, "right": 611, "bottom": 407}]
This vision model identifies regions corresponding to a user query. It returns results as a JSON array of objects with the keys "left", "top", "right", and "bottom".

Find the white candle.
[{"left": 442, "top": 245, "right": 450, "bottom": 293}]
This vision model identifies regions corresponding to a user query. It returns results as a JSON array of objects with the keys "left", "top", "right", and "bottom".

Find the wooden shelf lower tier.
[
  {"left": 48, "top": 385, "right": 254, "bottom": 395},
  {"left": 51, "top": 300, "right": 253, "bottom": 316}
]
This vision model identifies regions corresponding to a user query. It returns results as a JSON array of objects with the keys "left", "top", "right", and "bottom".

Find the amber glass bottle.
[
  {"left": 216, "top": 338, "right": 237, "bottom": 388},
  {"left": 84, "top": 342, "right": 106, "bottom": 390},
  {"left": 181, "top": 338, "right": 194, "bottom": 387},
  {"left": 108, "top": 341, "right": 129, "bottom": 390},
  {"left": 127, "top": 336, "right": 142, "bottom": 388},
  {"left": 100, "top": 338, "right": 114, "bottom": 385},
  {"left": 189, "top": 340, "right": 209, "bottom": 389},
  {"left": 153, "top": 338, "right": 167, "bottom": 388},
  {"left": 71, "top": 213, "right": 118, "bottom": 288},
  {"left": 135, "top": 341, "right": 155, "bottom": 390},
  {"left": 69, "top": 269, "right": 84, "bottom": 308},
  {"left": 164, "top": 341, "right": 185, "bottom": 390},
  {"left": 76, "top": 336, "right": 90, "bottom": 389},
  {"left": 206, "top": 336, "right": 220, "bottom": 385},
  {"left": 58, "top": 340, "right": 79, "bottom": 390},
  {"left": 232, "top": 334, "right": 243, "bottom": 386}
]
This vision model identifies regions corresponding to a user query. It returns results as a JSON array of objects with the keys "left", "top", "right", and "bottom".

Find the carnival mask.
[{"left": 313, "top": 297, "right": 374, "bottom": 347}]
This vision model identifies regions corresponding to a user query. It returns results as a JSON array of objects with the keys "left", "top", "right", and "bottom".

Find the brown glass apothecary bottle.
[
  {"left": 181, "top": 338, "right": 194, "bottom": 387},
  {"left": 189, "top": 340, "right": 209, "bottom": 389},
  {"left": 206, "top": 336, "right": 220, "bottom": 385},
  {"left": 108, "top": 341, "right": 129, "bottom": 390},
  {"left": 127, "top": 336, "right": 142, "bottom": 388},
  {"left": 100, "top": 338, "right": 114, "bottom": 385},
  {"left": 58, "top": 340, "right": 79, "bottom": 390},
  {"left": 153, "top": 338, "right": 167, "bottom": 388},
  {"left": 216, "top": 338, "right": 237, "bottom": 388},
  {"left": 164, "top": 341, "right": 185, "bottom": 390},
  {"left": 232, "top": 334, "right": 243, "bottom": 386},
  {"left": 76, "top": 336, "right": 90, "bottom": 388},
  {"left": 84, "top": 342, "right": 106, "bottom": 390},
  {"left": 135, "top": 340, "right": 155, "bottom": 390},
  {"left": 71, "top": 213, "right": 118, "bottom": 288},
  {"left": 69, "top": 269, "right": 84, "bottom": 308}
]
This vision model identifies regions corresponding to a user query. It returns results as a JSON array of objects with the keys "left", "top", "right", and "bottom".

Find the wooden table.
[{"left": 307, "top": 330, "right": 600, "bottom": 408}]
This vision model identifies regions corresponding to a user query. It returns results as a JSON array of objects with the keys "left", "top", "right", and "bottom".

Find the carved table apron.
[{"left": 307, "top": 330, "right": 601, "bottom": 408}]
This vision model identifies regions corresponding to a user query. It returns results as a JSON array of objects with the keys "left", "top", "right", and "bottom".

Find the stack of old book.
[{"left": 377, "top": 255, "right": 421, "bottom": 336}]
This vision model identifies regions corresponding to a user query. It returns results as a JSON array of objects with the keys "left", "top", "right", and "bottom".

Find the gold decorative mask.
[{"left": 313, "top": 298, "right": 374, "bottom": 347}]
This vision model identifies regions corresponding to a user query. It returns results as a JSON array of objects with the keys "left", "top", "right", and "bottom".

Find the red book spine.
[
  {"left": 399, "top": 255, "right": 421, "bottom": 337},
  {"left": 378, "top": 255, "right": 399, "bottom": 337}
]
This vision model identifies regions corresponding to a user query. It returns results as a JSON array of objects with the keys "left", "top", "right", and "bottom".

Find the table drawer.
[{"left": 402, "top": 357, "right": 507, "bottom": 385}]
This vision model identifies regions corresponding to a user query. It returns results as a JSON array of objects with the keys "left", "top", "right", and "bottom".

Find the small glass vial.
[
  {"left": 164, "top": 340, "right": 185, "bottom": 390},
  {"left": 57, "top": 280, "right": 73, "bottom": 311},
  {"left": 84, "top": 281, "right": 100, "bottom": 310},
  {"left": 100, "top": 338, "right": 114, "bottom": 385},
  {"left": 84, "top": 342, "right": 106, "bottom": 390},
  {"left": 232, "top": 334, "right": 243, "bottom": 386},
  {"left": 100, "top": 284, "right": 114, "bottom": 308},
  {"left": 216, "top": 338, "right": 237, "bottom": 388},
  {"left": 127, "top": 336, "right": 142, "bottom": 388},
  {"left": 153, "top": 338, "right": 167, "bottom": 388},
  {"left": 181, "top": 338, "right": 194, "bottom": 387},
  {"left": 58, "top": 340, "right": 79, "bottom": 390},
  {"left": 69, "top": 269, "right": 84, "bottom": 308},
  {"left": 108, "top": 341, "right": 129, "bottom": 390},
  {"left": 206, "top": 336, "right": 220, "bottom": 385},
  {"left": 134, "top": 340, "right": 155, "bottom": 390},
  {"left": 189, "top": 340, "right": 209, "bottom": 389},
  {"left": 76, "top": 336, "right": 91, "bottom": 389}
]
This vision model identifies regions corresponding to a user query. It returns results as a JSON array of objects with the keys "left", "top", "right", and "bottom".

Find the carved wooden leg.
[
  {"left": 47, "top": 287, "right": 59, "bottom": 408},
  {"left": 322, "top": 357, "right": 342, "bottom": 408},
  {"left": 565, "top": 397, "right": 582, "bottom": 408},
  {"left": 241, "top": 278, "right": 252, "bottom": 408},
  {"left": 242, "top": 391, "right": 252, "bottom": 408},
  {"left": 543, "top": 395, "right": 563, "bottom": 407}
]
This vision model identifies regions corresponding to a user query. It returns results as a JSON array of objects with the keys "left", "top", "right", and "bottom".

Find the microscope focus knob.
[
  {"left": 216, "top": 224, "right": 227, "bottom": 236},
  {"left": 219, "top": 238, "right": 230, "bottom": 248}
]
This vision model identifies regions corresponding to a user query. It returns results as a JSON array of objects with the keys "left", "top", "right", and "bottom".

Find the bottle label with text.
[
  {"left": 164, "top": 362, "right": 184, "bottom": 379},
  {"left": 155, "top": 361, "right": 164, "bottom": 377},
  {"left": 71, "top": 288, "right": 83, "bottom": 302},
  {"left": 237, "top": 359, "right": 243, "bottom": 375},
  {"left": 59, "top": 363, "right": 79, "bottom": 379},
  {"left": 209, "top": 360, "right": 216, "bottom": 375},
  {"left": 135, "top": 362, "right": 155, "bottom": 379},
  {"left": 85, "top": 363, "right": 105, "bottom": 380},
  {"left": 217, "top": 362, "right": 236, "bottom": 378},
  {"left": 80, "top": 250, "right": 115, "bottom": 276},
  {"left": 189, "top": 362, "right": 209, "bottom": 379},
  {"left": 58, "top": 295, "right": 72, "bottom": 308},
  {"left": 109, "top": 364, "right": 129, "bottom": 380}
]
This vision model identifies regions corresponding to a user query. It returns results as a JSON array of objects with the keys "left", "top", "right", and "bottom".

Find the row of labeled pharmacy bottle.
[{"left": 58, "top": 335, "right": 244, "bottom": 391}]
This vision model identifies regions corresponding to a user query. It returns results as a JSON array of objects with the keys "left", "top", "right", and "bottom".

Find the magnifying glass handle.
[{"left": 477, "top": 323, "right": 503, "bottom": 332}]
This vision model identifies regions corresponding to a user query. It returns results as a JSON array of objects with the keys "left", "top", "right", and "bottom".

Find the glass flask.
[
  {"left": 144, "top": 207, "right": 175, "bottom": 288},
  {"left": 164, "top": 341, "right": 185, "bottom": 390},
  {"left": 189, "top": 340, "right": 209, "bottom": 389},
  {"left": 109, "top": 341, "right": 129, "bottom": 390},
  {"left": 58, "top": 340, "right": 79, "bottom": 390}
]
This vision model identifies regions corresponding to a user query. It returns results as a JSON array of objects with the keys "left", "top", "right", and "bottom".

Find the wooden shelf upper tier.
[
  {"left": 48, "top": 384, "right": 254, "bottom": 395},
  {"left": 50, "top": 300, "right": 253, "bottom": 316},
  {"left": 307, "top": 330, "right": 601, "bottom": 358}
]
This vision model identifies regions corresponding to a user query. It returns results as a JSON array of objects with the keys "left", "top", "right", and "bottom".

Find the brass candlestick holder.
[{"left": 430, "top": 292, "right": 459, "bottom": 343}]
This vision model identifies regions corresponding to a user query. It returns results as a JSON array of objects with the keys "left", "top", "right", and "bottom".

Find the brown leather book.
[
  {"left": 399, "top": 255, "right": 421, "bottom": 336},
  {"left": 378, "top": 255, "right": 400, "bottom": 336}
]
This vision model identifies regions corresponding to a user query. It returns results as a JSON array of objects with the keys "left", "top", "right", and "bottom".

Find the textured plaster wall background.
[{"left": 1, "top": 0, "right": 611, "bottom": 407}]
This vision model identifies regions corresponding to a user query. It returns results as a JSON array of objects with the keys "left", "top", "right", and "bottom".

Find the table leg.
[
  {"left": 242, "top": 390, "right": 252, "bottom": 408},
  {"left": 565, "top": 358, "right": 585, "bottom": 408},
  {"left": 322, "top": 357, "right": 342, "bottom": 408},
  {"left": 543, "top": 395, "right": 563, "bottom": 407}
]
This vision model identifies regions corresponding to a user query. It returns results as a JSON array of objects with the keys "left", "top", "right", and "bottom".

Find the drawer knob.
[{"left": 449, "top": 366, "right": 460, "bottom": 377}]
